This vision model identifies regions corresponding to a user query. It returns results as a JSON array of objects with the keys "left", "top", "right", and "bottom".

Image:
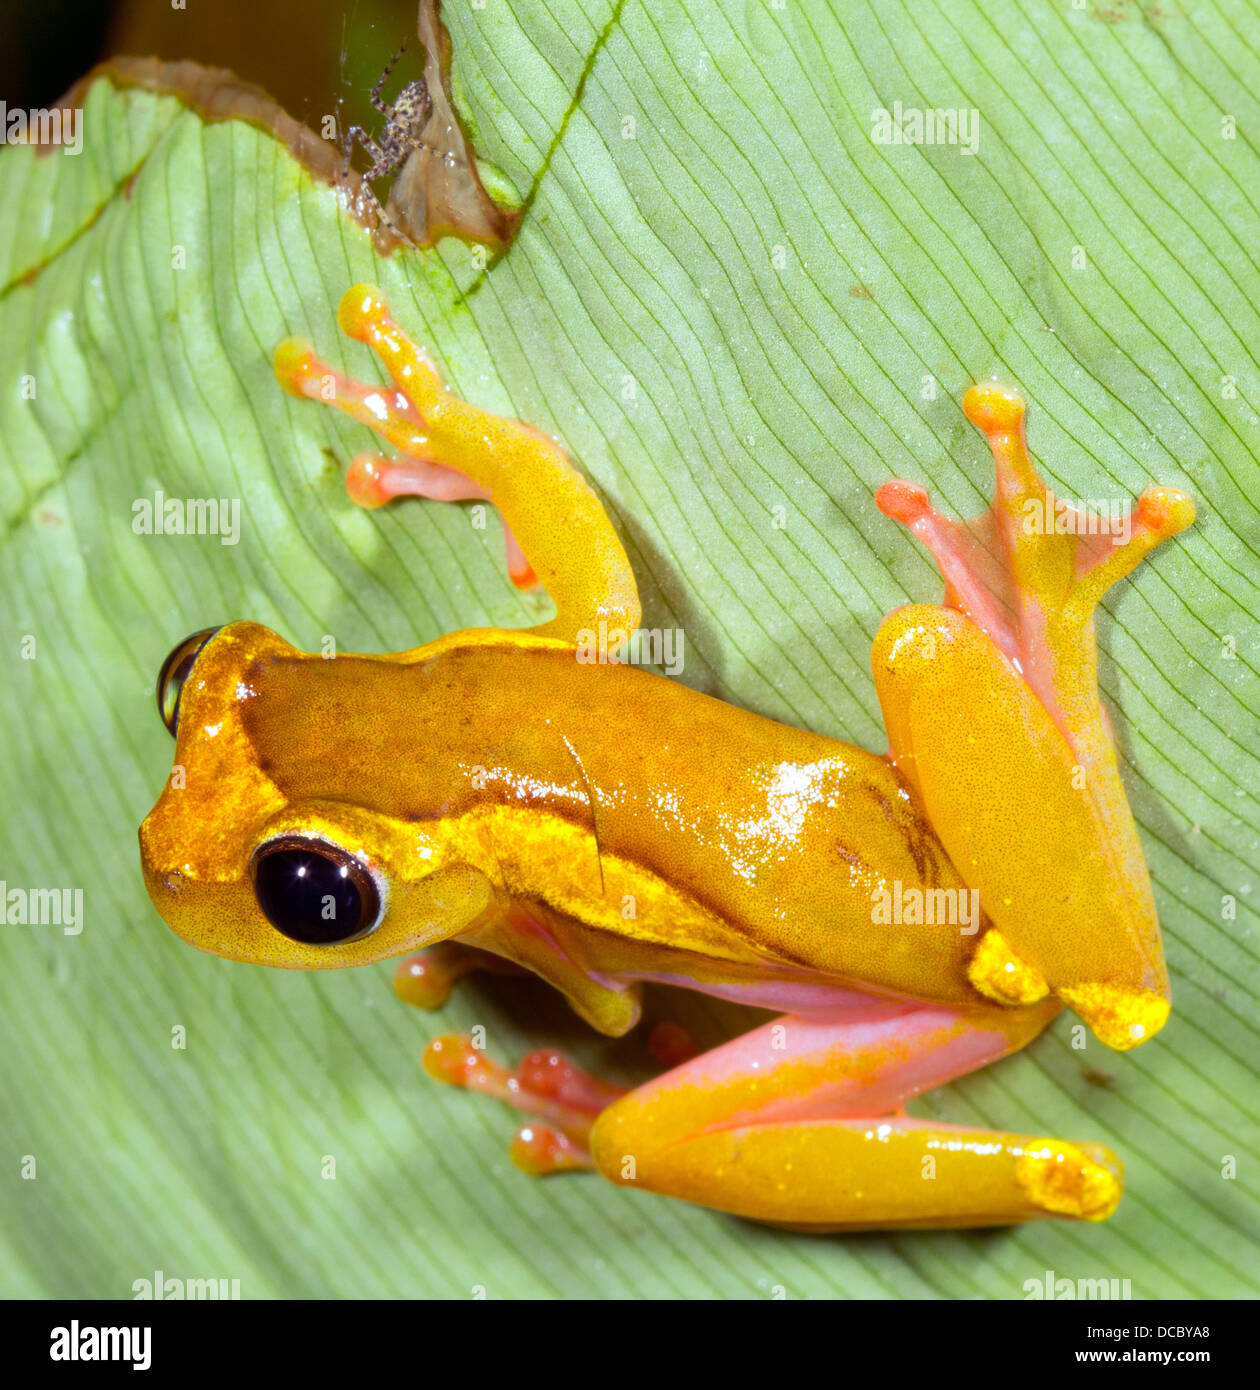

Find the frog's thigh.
[
  {"left": 871, "top": 606, "right": 1166, "bottom": 1027},
  {"left": 589, "top": 999, "right": 1121, "bottom": 1229}
]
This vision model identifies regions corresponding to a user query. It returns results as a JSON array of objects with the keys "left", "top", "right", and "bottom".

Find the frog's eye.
[
  {"left": 250, "top": 835, "right": 382, "bottom": 945},
  {"left": 156, "top": 627, "right": 222, "bottom": 736}
]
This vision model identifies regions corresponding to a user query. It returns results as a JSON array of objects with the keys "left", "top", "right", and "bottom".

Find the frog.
[{"left": 139, "top": 283, "right": 1195, "bottom": 1230}]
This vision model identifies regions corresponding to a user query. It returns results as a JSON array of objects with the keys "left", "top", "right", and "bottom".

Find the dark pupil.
[{"left": 254, "top": 847, "right": 367, "bottom": 945}]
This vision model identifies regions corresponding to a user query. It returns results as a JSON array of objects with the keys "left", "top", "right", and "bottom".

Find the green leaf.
[{"left": 2, "top": 0, "right": 1257, "bottom": 1298}]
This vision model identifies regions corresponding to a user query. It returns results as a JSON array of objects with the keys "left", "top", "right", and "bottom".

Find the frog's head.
[{"left": 139, "top": 622, "right": 492, "bottom": 969}]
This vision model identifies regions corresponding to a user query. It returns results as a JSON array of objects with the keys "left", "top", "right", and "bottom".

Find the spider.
[{"left": 339, "top": 37, "right": 431, "bottom": 242}]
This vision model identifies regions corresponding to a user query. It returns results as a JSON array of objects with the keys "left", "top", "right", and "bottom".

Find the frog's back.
[{"left": 240, "top": 635, "right": 978, "bottom": 1001}]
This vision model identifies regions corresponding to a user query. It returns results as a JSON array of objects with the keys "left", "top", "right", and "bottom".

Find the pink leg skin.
[
  {"left": 426, "top": 998, "right": 1124, "bottom": 1229},
  {"left": 347, "top": 454, "right": 537, "bottom": 588}
]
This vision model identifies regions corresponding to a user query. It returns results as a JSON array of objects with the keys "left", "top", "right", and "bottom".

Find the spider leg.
[
  {"left": 350, "top": 148, "right": 415, "bottom": 245},
  {"left": 369, "top": 36, "right": 409, "bottom": 116},
  {"left": 372, "top": 198, "right": 415, "bottom": 248},
  {"left": 363, "top": 152, "right": 407, "bottom": 184},
  {"left": 342, "top": 127, "right": 401, "bottom": 184},
  {"left": 331, "top": 125, "right": 414, "bottom": 247},
  {"left": 338, "top": 121, "right": 363, "bottom": 184}
]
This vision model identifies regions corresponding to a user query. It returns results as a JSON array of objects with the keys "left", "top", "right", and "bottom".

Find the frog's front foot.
[
  {"left": 393, "top": 944, "right": 528, "bottom": 1011},
  {"left": 274, "top": 285, "right": 640, "bottom": 644}
]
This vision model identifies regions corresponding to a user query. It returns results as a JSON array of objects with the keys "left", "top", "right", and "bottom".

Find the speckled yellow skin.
[
  {"left": 139, "top": 286, "right": 1194, "bottom": 1230},
  {"left": 873, "top": 386, "right": 1193, "bottom": 1048},
  {"left": 142, "top": 624, "right": 985, "bottom": 1006}
]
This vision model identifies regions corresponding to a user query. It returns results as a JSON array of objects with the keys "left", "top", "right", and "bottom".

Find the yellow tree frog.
[{"left": 140, "top": 285, "right": 1194, "bottom": 1230}]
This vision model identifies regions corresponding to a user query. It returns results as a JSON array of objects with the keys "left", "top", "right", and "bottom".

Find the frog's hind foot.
[
  {"left": 423, "top": 1035, "right": 627, "bottom": 1175},
  {"left": 418, "top": 1004, "right": 1125, "bottom": 1230},
  {"left": 875, "top": 381, "right": 1194, "bottom": 770}
]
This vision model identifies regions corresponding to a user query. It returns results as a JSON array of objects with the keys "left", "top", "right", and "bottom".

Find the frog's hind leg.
[
  {"left": 273, "top": 286, "right": 639, "bottom": 643},
  {"left": 587, "top": 998, "right": 1122, "bottom": 1230},
  {"left": 872, "top": 384, "right": 1195, "bottom": 1050},
  {"left": 422, "top": 997, "right": 1123, "bottom": 1229}
]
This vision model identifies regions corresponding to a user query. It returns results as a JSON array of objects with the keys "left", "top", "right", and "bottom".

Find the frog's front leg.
[
  {"left": 274, "top": 284, "right": 640, "bottom": 645},
  {"left": 428, "top": 998, "right": 1123, "bottom": 1229},
  {"left": 394, "top": 942, "right": 529, "bottom": 1011}
]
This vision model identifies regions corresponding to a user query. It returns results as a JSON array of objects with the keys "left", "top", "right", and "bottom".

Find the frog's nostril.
[{"left": 156, "top": 627, "right": 222, "bottom": 736}]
